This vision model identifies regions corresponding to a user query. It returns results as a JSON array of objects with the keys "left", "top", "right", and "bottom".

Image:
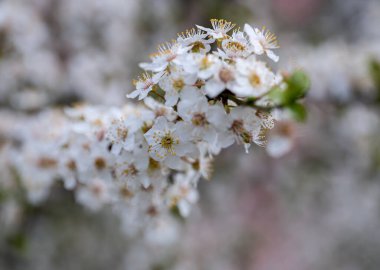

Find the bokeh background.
[{"left": 1, "top": 0, "right": 380, "bottom": 269}]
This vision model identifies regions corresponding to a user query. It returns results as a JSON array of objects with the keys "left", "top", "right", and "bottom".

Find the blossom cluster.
[
  {"left": 0, "top": 20, "right": 308, "bottom": 240},
  {"left": 123, "top": 19, "right": 287, "bottom": 216},
  {"left": 128, "top": 19, "right": 283, "bottom": 151}
]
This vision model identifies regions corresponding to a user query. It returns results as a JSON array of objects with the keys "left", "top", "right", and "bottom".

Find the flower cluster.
[
  {"left": 128, "top": 19, "right": 284, "bottom": 155},
  {"left": 0, "top": 19, "right": 308, "bottom": 240}
]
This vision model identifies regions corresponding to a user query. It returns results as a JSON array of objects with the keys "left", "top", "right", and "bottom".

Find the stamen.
[{"left": 210, "top": 19, "right": 236, "bottom": 32}]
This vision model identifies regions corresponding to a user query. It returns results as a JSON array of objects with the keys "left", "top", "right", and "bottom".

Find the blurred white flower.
[
  {"left": 225, "top": 107, "right": 263, "bottom": 153},
  {"left": 159, "top": 68, "right": 197, "bottom": 106},
  {"left": 233, "top": 57, "right": 277, "bottom": 97},
  {"left": 244, "top": 24, "right": 279, "bottom": 62},
  {"left": 177, "top": 28, "right": 214, "bottom": 53},
  {"left": 140, "top": 42, "right": 191, "bottom": 72},
  {"left": 197, "top": 19, "right": 236, "bottom": 39},
  {"left": 145, "top": 117, "right": 196, "bottom": 169},
  {"left": 76, "top": 178, "right": 112, "bottom": 211},
  {"left": 204, "top": 62, "right": 237, "bottom": 98},
  {"left": 219, "top": 30, "right": 251, "bottom": 59},
  {"left": 166, "top": 171, "right": 199, "bottom": 217},
  {"left": 182, "top": 53, "right": 221, "bottom": 80},
  {"left": 127, "top": 71, "right": 165, "bottom": 100},
  {"left": 178, "top": 87, "right": 228, "bottom": 148}
]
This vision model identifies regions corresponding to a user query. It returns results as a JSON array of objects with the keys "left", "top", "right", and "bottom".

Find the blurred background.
[{"left": 1, "top": 0, "right": 380, "bottom": 269}]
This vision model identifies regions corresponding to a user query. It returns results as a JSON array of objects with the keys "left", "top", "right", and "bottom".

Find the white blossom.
[
  {"left": 166, "top": 171, "right": 199, "bottom": 217},
  {"left": 145, "top": 117, "right": 196, "bottom": 169},
  {"left": 177, "top": 28, "right": 214, "bottom": 53},
  {"left": 233, "top": 57, "right": 277, "bottom": 97},
  {"left": 127, "top": 71, "right": 165, "bottom": 100},
  {"left": 0, "top": 19, "right": 297, "bottom": 246},
  {"left": 204, "top": 62, "right": 237, "bottom": 98},
  {"left": 181, "top": 53, "right": 221, "bottom": 80},
  {"left": 224, "top": 107, "right": 263, "bottom": 153},
  {"left": 159, "top": 68, "right": 198, "bottom": 106},
  {"left": 219, "top": 30, "right": 251, "bottom": 59},
  {"left": 244, "top": 24, "right": 280, "bottom": 62},
  {"left": 140, "top": 42, "right": 191, "bottom": 72},
  {"left": 196, "top": 19, "right": 236, "bottom": 39},
  {"left": 178, "top": 87, "right": 228, "bottom": 146}
]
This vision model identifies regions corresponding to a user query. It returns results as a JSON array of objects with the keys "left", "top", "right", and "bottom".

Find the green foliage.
[
  {"left": 270, "top": 70, "right": 310, "bottom": 105},
  {"left": 268, "top": 70, "right": 310, "bottom": 121},
  {"left": 268, "top": 85, "right": 286, "bottom": 105},
  {"left": 286, "top": 70, "right": 310, "bottom": 99},
  {"left": 287, "top": 103, "right": 307, "bottom": 122}
]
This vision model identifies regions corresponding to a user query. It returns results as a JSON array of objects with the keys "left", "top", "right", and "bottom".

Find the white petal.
[
  {"left": 266, "top": 50, "right": 279, "bottom": 62},
  {"left": 152, "top": 71, "right": 166, "bottom": 83},
  {"left": 217, "top": 132, "right": 235, "bottom": 149},
  {"left": 244, "top": 24, "right": 256, "bottom": 38},
  {"left": 266, "top": 136, "right": 292, "bottom": 158},
  {"left": 207, "top": 105, "right": 228, "bottom": 129},
  {"left": 196, "top": 25, "right": 212, "bottom": 33},
  {"left": 178, "top": 200, "right": 191, "bottom": 217},
  {"left": 123, "top": 134, "right": 135, "bottom": 152},
  {"left": 140, "top": 175, "right": 151, "bottom": 188},
  {"left": 154, "top": 116, "right": 169, "bottom": 131},
  {"left": 64, "top": 177, "right": 76, "bottom": 190},
  {"left": 165, "top": 91, "right": 179, "bottom": 107},
  {"left": 126, "top": 90, "right": 140, "bottom": 99},
  {"left": 137, "top": 89, "right": 150, "bottom": 100},
  {"left": 251, "top": 40, "right": 264, "bottom": 55},
  {"left": 204, "top": 79, "right": 225, "bottom": 98},
  {"left": 175, "top": 122, "right": 192, "bottom": 141},
  {"left": 164, "top": 156, "right": 186, "bottom": 170}
]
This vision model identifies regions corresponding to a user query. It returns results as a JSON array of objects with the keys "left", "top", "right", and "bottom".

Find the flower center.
[
  {"left": 117, "top": 127, "right": 128, "bottom": 141},
  {"left": 91, "top": 183, "right": 104, "bottom": 197},
  {"left": 37, "top": 157, "right": 57, "bottom": 169},
  {"left": 172, "top": 78, "right": 185, "bottom": 91},
  {"left": 191, "top": 41, "right": 205, "bottom": 53},
  {"left": 123, "top": 164, "right": 138, "bottom": 177},
  {"left": 192, "top": 113, "right": 208, "bottom": 126},
  {"left": 231, "top": 120, "right": 252, "bottom": 143},
  {"left": 249, "top": 73, "right": 261, "bottom": 87},
  {"left": 231, "top": 119, "right": 244, "bottom": 134},
  {"left": 120, "top": 186, "right": 133, "bottom": 198},
  {"left": 226, "top": 41, "right": 245, "bottom": 52},
  {"left": 94, "top": 157, "right": 107, "bottom": 170},
  {"left": 219, "top": 68, "right": 234, "bottom": 83},
  {"left": 66, "top": 159, "right": 77, "bottom": 171},
  {"left": 160, "top": 133, "right": 178, "bottom": 152},
  {"left": 200, "top": 56, "right": 212, "bottom": 70}
]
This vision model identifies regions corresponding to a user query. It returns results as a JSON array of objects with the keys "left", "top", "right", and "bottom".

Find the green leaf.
[
  {"left": 287, "top": 103, "right": 307, "bottom": 122},
  {"left": 267, "top": 86, "right": 286, "bottom": 105},
  {"left": 267, "top": 71, "right": 310, "bottom": 106},
  {"left": 284, "top": 70, "right": 310, "bottom": 103}
]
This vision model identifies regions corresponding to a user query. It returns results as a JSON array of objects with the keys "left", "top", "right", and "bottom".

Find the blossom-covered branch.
[{"left": 0, "top": 19, "right": 309, "bottom": 240}]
